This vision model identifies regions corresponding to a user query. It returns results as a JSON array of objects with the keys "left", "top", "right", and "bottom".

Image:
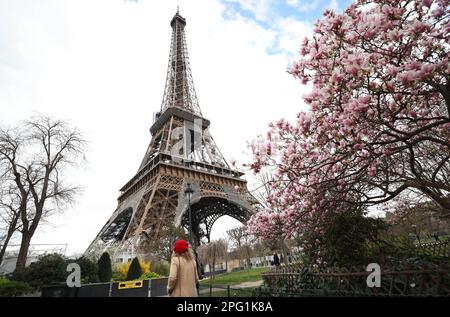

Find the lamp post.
[
  {"left": 184, "top": 183, "right": 194, "bottom": 248},
  {"left": 412, "top": 224, "right": 421, "bottom": 246}
]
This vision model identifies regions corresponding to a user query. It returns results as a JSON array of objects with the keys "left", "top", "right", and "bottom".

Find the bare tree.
[
  {"left": 218, "top": 238, "right": 229, "bottom": 272},
  {"left": 0, "top": 114, "right": 86, "bottom": 269},
  {"left": 0, "top": 196, "right": 21, "bottom": 263},
  {"left": 227, "top": 226, "right": 256, "bottom": 268},
  {"left": 197, "top": 239, "right": 228, "bottom": 281},
  {"left": 214, "top": 239, "right": 228, "bottom": 274},
  {"left": 0, "top": 178, "right": 26, "bottom": 264}
]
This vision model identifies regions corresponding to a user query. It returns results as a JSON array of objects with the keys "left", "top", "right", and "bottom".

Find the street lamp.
[
  {"left": 412, "top": 224, "right": 421, "bottom": 245},
  {"left": 184, "top": 182, "right": 194, "bottom": 248}
]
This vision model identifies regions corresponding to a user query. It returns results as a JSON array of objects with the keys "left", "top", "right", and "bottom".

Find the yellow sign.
[{"left": 118, "top": 280, "right": 144, "bottom": 289}]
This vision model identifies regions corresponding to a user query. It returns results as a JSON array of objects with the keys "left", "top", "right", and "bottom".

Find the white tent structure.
[{"left": 0, "top": 244, "right": 67, "bottom": 275}]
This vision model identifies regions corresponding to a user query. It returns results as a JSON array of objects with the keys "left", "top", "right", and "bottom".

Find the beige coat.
[{"left": 167, "top": 253, "right": 199, "bottom": 297}]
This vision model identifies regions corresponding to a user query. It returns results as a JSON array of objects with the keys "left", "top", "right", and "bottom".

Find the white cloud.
[
  {"left": 286, "top": 0, "right": 321, "bottom": 12},
  {"left": 0, "top": 0, "right": 310, "bottom": 255},
  {"left": 327, "top": 0, "right": 339, "bottom": 11},
  {"left": 274, "top": 16, "right": 313, "bottom": 59},
  {"left": 225, "top": 0, "right": 276, "bottom": 23}
]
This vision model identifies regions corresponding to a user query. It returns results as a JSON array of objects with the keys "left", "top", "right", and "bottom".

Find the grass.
[{"left": 199, "top": 267, "right": 268, "bottom": 286}]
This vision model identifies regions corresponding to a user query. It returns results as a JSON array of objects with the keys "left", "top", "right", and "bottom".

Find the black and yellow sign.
[{"left": 118, "top": 280, "right": 143, "bottom": 289}]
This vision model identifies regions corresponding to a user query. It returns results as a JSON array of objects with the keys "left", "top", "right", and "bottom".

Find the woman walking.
[{"left": 167, "top": 239, "right": 199, "bottom": 297}]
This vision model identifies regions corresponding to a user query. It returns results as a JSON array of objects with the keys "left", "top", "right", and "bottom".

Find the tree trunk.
[
  {"left": 208, "top": 262, "right": 213, "bottom": 281},
  {"left": 0, "top": 232, "right": 13, "bottom": 265},
  {"left": 281, "top": 241, "right": 289, "bottom": 266},
  {"left": 0, "top": 217, "right": 19, "bottom": 264},
  {"left": 15, "top": 232, "right": 32, "bottom": 270},
  {"left": 212, "top": 252, "right": 216, "bottom": 281}
]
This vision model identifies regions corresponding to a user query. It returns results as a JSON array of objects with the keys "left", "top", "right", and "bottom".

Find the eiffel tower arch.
[{"left": 85, "top": 11, "right": 257, "bottom": 258}]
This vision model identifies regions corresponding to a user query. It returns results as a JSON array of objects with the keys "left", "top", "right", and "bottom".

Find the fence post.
[
  {"left": 227, "top": 285, "right": 230, "bottom": 297},
  {"left": 436, "top": 265, "right": 443, "bottom": 294}
]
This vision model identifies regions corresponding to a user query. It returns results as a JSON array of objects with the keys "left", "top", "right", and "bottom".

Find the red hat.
[{"left": 173, "top": 239, "right": 189, "bottom": 254}]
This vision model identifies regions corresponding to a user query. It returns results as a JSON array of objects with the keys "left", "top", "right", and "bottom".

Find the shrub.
[
  {"left": 151, "top": 262, "right": 170, "bottom": 277},
  {"left": 114, "top": 258, "right": 150, "bottom": 281},
  {"left": 12, "top": 253, "right": 67, "bottom": 289},
  {"left": 0, "top": 277, "right": 33, "bottom": 297},
  {"left": 126, "top": 257, "right": 142, "bottom": 281},
  {"left": 140, "top": 259, "right": 151, "bottom": 274},
  {"left": 75, "top": 257, "right": 99, "bottom": 284},
  {"left": 301, "top": 209, "right": 387, "bottom": 267},
  {"left": 97, "top": 252, "right": 112, "bottom": 282},
  {"left": 112, "top": 269, "right": 125, "bottom": 282},
  {"left": 140, "top": 271, "right": 162, "bottom": 279},
  {"left": 11, "top": 253, "right": 101, "bottom": 288}
]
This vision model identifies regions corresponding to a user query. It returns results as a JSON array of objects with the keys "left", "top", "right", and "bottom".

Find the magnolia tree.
[{"left": 247, "top": 0, "right": 449, "bottom": 253}]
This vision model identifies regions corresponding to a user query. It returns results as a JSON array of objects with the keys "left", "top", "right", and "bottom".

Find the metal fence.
[
  {"left": 416, "top": 240, "right": 450, "bottom": 258},
  {"left": 198, "top": 284, "right": 258, "bottom": 297},
  {"left": 261, "top": 263, "right": 450, "bottom": 297},
  {"left": 41, "top": 277, "right": 168, "bottom": 297}
]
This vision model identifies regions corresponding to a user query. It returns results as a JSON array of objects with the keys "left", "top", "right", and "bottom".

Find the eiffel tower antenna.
[
  {"left": 85, "top": 12, "right": 257, "bottom": 259},
  {"left": 161, "top": 8, "right": 202, "bottom": 116}
]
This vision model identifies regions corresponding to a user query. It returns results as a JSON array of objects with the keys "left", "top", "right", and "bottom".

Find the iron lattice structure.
[
  {"left": 85, "top": 12, "right": 256, "bottom": 258},
  {"left": 161, "top": 12, "right": 202, "bottom": 116}
]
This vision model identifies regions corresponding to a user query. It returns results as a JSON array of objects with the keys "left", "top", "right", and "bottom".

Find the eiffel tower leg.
[
  {"left": 148, "top": 188, "right": 179, "bottom": 238},
  {"left": 202, "top": 219, "right": 212, "bottom": 243},
  {"left": 135, "top": 177, "right": 162, "bottom": 237},
  {"left": 205, "top": 220, "right": 212, "bottom": 244},
  {"left": 203, "top": 214, "right": 221, "bottom": 245},
  {"left": 123, "top": 175, "right": 185, "bottom": 254},
  {"left": 121, "top": 175, "right": 161, "bottom": 245},
  {"left": 193, "top": 226, "right": 201, "bottom": 247}
]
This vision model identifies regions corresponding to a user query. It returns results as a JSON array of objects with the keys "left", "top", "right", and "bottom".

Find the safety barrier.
[{"left": 41, "top": 277, "right": 168, "bottom": 297}]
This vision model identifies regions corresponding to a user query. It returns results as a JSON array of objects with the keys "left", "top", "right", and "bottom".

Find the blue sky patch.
[{"left": 220, "top": 0, "right": 354, "bottom": 58}]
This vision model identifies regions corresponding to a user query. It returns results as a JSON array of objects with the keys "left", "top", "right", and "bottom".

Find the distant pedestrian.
[
  {"left": 200, "top": 263, "right": 205, "bottom": 278},
  {"left": 167, "top": 239, "right": 199, "bottom": 297},
  {"left": 194, "top": 251, "right": 204, "bottom": 280},
  {"left": 433, "top": 232, "right": 440, "bottom": 242},
  {"left": 194, "top": 251, "right": 203, "bottom": 295},
  {"left": 273, "top": 254, "right": 280, "bottom": 268}
]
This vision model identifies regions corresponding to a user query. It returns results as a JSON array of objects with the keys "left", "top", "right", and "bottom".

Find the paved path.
[
  {"left": 234, "top": 280, "right": 264, "bottom": 288},
  {"left": 199, "top": 279, "right": 264, "bottom": 294}
]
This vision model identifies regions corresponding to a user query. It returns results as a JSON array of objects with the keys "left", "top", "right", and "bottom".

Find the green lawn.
[{"left": 199, "top": 267, "right": 268, "bottom": 286}]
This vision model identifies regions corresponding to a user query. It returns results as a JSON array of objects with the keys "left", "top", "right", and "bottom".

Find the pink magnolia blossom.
[
  {"left": 247, "top": 0, "right": 450, "bottom": 252},
  {"left": 422, "top": 0, "right": 433, "bottom": 8}
]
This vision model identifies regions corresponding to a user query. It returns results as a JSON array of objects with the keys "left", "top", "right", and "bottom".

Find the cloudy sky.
[{"left": 0, "top": 0, "right": 353, "bottom": 256}]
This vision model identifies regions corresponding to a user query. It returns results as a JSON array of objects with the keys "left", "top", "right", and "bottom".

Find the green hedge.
[
  {"left": 140, "top": 271, "right": 162, "bottom": 279},
  {"left": 0, "top": 278, "right": 33, "bottom": 297},
  {"left": 97, "top": 252, "right": 112, "bottom": 282},
  {"left": 126, "top": 257, "right": 142, "bottom": 281},
  {"left": 11, "top": 253, "right": 100, "bottom": 289},
  {"left": 151, "top": 262, "right": 170, "bottom": 277}
]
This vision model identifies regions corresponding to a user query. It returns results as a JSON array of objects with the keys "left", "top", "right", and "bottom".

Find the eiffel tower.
[{"left": 85, "top": 11, "right": 256, "bottom": 258}]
